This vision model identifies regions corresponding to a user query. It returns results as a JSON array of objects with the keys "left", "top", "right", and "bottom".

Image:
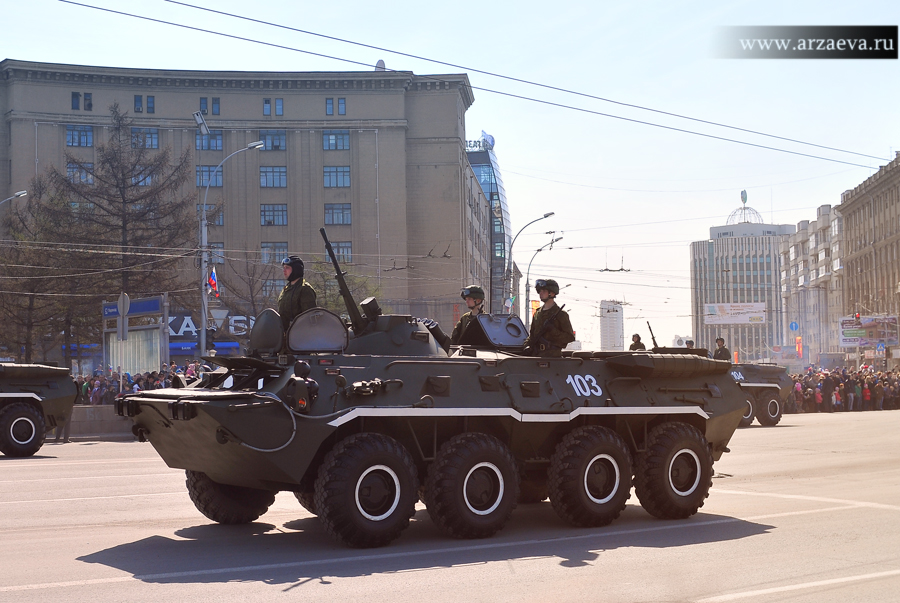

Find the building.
[
  {"left": 598, "top": 300, "right": 624, "bottom": 351},
  {"left": 0, "top": 59, "right": 493, "bottom": 352},
  {"left": 779, "top": 205, "right": 843, "bottom": 368},
  {"left": 689, "top": 198, "right": 794, "bottom": 362}
]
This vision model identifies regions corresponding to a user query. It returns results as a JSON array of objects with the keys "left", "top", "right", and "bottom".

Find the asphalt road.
[{"left": 2, "top": 411, "right": 899, "bottom": 603}]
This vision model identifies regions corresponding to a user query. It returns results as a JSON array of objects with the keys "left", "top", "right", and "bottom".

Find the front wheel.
[
  {"left": 0, "top": 402, "right": 46, "bottom": 457},
  {"left": 755, "top": 392, "right": 783, "bottom": 426},
  {"left": 634, "top": 422, "right": 713, "bottom": 520},
  {"left": 185, "top": 470, "right": 276, "bottom": 524},
  {"left": 738, "top": 397, "right": 755, "bottom": 427}
]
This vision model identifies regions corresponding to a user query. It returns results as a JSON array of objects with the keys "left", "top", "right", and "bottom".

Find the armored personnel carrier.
[
  {"left": 0, "top": 363, "right": 78, "bottom": 456},
  {"left": 730, "top": 363, "right": 792, "bottom": 427},
  {"left": 116, "top": 229, "right": 748, "bottom": 548}
]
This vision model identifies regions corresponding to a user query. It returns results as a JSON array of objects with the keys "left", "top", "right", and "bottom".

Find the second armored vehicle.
[
  {"left": 731, "top": 363, "right": 792, "bottom": 427},
  {"left": 0, "top": 363, "right": 77, "bottom": 456}
]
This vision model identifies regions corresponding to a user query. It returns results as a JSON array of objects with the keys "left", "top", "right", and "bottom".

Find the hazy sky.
[{"left": 6, "top": 0, "right": 899, "bottom": 347}]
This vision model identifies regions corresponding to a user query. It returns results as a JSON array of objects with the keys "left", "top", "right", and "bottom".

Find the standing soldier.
[
  {"left": 524, "top": 278, "right": 575, "bottom": 357},
  {"left": 277, "top": 255, "right": 317, "bottom": 331},
  {"left": 450, "top": 285, "right": 486, "bottom": 345},
  {"left": 713, "top": 337, "right": 731, "bottom": 362}
]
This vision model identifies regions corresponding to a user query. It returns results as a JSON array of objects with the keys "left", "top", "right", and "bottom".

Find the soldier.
[
  {"left": 524, "top": 278, "right": 575, "bottom": 357},
  {"left": 629, "top": 334, "right": 646, "bottom": 351},
  {"left": 450, "top": 285, "right": 486, "bottom": 345},
  {"left": 277, "top": 255, "right": 317, "bottom": 331},
  {"left": 713, "top": 337, "right": 731, "bottom": 361}
]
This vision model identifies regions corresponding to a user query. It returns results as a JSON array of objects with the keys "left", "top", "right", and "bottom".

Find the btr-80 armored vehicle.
[
  {"left": 0, "top": 363, "right": 78, "bottom": 456},
  {"left": 730, "top": 363, "right": 792, "bottom": 427},
  {"left": 116, "top": 229, "right": 748, "bottom": 548}
]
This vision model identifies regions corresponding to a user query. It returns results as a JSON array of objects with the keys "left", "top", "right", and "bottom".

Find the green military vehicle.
[
  {"left": 116, "top": 229, "right": 748, "bottom": 548},
  {"left": 0, "top": 363, "right": 78, "bottom": 456},
  {"left": 730, "top": 363, "right": 792, "bottom": 427}
]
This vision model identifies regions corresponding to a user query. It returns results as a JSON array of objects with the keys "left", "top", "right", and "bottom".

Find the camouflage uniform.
[
  {"left": 450, "top": 310, "right": 481, "bottom": 344},
  {"left": 277, "top": 279, "right": 317, "bottom": 331},
  {"left": 525, "top": 304, "right": 575, "bottom": 357}
]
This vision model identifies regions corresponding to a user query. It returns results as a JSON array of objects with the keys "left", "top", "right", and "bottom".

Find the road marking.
[
  {"left": 0, "top": 492, "right": 184, "bottom": 505},
  {"left": 0, "top": 458, "right": 164, "bottom": 469},
  {"left": 715, "top": 488, "right": 900, "bottom": 511},
  {"left": 695, "top": 568, "right": 900, "bottom": 602},
  {"left": 0, "top": 503, "right": 863, "bottom": 593},
  {"left": 0, "top": 473, "right": 177, "bottom": 484}
]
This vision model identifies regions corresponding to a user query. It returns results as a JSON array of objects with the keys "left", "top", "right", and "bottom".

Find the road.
[{"left": 2, "top": 411, "right": 899, "bottom": 602}]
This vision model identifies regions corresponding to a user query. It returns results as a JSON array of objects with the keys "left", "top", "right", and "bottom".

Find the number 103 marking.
[{"left": 566, "top": 374, "right": 602, "bottom": 397}]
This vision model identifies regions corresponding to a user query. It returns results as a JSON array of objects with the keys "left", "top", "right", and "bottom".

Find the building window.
[
  {"left": 275, "top": 98, "right": 283, "bottom": 116},
  {"left": 494, "top": 242, "right": 505, "bottom": 257},
  {"left": 259, "top": 129, "right": 286, "bottom": 151},
  {"left": 84, "top": 93, "right": 92, "bottom": 111},
  {"left": 260, "top": 204, "right": 288, "bottom": 226},
  {"left": 212, "top": 97, "right": 220, "bottom": 115},
  {"left": 195, "top": 129, "right": 223, "bottom": 151},
  {"left": 66, "top": 162, "right": 93, "bottom": 184},
  {"left": 134, "top": 95, "right": 143, "bottom": 113},
  {"left": 338, "top": 98, "right": 346, "bottom": 115},
  {"left": 262, "top": 279, "right": 286, "bottom": 297},
  {"left": 323, "top": 166, "right": 350, "bottom": 188},
  {"left": 209, "top": 242, "right": 225, "bottom": 264},
  {"left": 147, "top": 96, "right": 154, "bottom": 114},
  {"left": 261, "top": 242, "right": 288, "bottom": 264},
  {"left": 197, "top": 204, "right": 224, "bottom": 226},
  {"left": 260, "top": 167, "right": 287, "bottom": 188},
  {"left": 200, "top": 97, "right": 208, "bottom": 115},
  {"left": 263, "top": 98, "right": 271, "bottom": 116},
  {"left": 323, "top": 130, "right": 350, "bottom": 150},
  {"left": 325, "top": 203, "right": 351, "bottom": 225},
  {"left": 196, "top": 166, "right": 223, "bottom": 187},
  {"left": 333, "top": 241, "right": 352, "bottom": 263},
  {"left": 66, "top": 125, "right": 93, "bottom": 147},
  {"left": 326, "top": 98, "right": 333, "bottom": 115},
  {"left": 71, "top": 92, "right": 80, "bottom": 110},
  {"left": 131, "top": 128, "right": 159, "bottom": 149}
]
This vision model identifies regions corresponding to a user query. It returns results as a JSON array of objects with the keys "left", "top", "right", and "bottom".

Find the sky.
[{"left": 4, "top": 0, "right": 900, "bottom": 348}]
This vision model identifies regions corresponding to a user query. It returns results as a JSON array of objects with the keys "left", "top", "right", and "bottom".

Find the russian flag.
[{"left": 208, "top": 267, "right": 219, "bottom": 297}]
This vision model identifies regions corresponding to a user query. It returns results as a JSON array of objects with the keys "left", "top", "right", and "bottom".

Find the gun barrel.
[{"left": 319, "top": 228, "right": 368, "bottom": 333}]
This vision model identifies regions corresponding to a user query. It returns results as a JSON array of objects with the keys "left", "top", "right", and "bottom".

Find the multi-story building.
[
  {"left": 690, "top": 200, "right": 794, "bottom": 362},
  {"left": 598, "top": 300, "right": 624, "bottom": 351},
  {"left": 0, "top": 59, "right": 492, "bottom": 341}
]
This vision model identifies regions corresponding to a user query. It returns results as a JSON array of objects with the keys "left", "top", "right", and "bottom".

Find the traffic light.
[{"left": 855, "top": 313, "right": 861, "bottom": 320}]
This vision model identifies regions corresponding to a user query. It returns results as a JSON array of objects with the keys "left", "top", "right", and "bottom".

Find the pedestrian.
[
  {"left": 523, "top": 278, "right": 575, "bottom": 358},
  {"left": 277, "top": 255, "right": 317, "bottom": 331},
  {"left": 713, "top": 337, "right": 731, "bottom": 361},
  {"left": 629, "top": 334, "right": 646, "bottom": 351},
  {"left": 450, "top": 285, "right": 486, "bottom": 345}
]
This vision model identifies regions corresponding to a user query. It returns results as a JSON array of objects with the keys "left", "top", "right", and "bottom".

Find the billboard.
[
  {"left": 839, "top": 315, "right": 899, "bottom": 348},
  {"left": 703, "top": 303, "right": 766, "bottom": 325}
]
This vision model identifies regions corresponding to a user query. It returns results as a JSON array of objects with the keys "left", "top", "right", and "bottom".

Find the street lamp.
[
  {"left": 506, "top": 212, "right": 554, "bottom": 314},
  {"left": 524, "top": 236, "right": 563, "bottom": 329},
  {"left": 0, "top": 190, "right": 27, "bottom": 206},
  {"left": 198, "top": 139, "right": 264, "bottom": 356}
]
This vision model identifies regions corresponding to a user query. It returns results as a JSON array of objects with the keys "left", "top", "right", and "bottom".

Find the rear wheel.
[
  {"left": 755, "top": 392, "right": 783, "bottom": 426},
  {"left": 0, "top": 402, "right": 46, "bottom": 457},
  {"left": 425, "top": 432, "right": 519, "bottom": 539},
  {"left": 634, "top": 422, "right": 713, "bottom": 520},
  {"left": 185, "top": 470, "right": 276, "bottom": 524},
  {"left": 738, "top": 397, "right": 755, "bottom": 427},
  {"left": 315, "top": 433, "right": 418, "bottom": 548},
  {"left": 547, "top": 426, "right": 633, "bottom": 527},
  {"left": 293, "top": 490, "right": 317, "bottom": 515}
]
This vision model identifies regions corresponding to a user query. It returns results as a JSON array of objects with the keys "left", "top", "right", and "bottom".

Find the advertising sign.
[
  {"left": 703, "top": 303, "right": 766, "bottom": 325},
  {"left": 839, "top": 315, "right": 899, "bottom": 348}
]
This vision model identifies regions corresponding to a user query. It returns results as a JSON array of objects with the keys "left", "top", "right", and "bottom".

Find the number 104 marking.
[{"left": 566, "top": 374, "right": 602, "bottom": 397}]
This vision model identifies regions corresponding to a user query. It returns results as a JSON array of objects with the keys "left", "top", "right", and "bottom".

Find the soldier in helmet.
[
  {"left": 524, "top": 278, "right": 575, "bottom": 357},
  {"left": 277, "top": 255, "right": 317, "bottom": 331},
  {"left": 450, "top": 285, "right": 486, "bottom": 345}
]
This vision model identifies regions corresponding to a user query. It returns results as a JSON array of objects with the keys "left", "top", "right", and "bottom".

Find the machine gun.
[
  {"left": 320, "top": 228, "right": 369, "bottom": 334},
  {"left": 523, "top": 304, "right": 566, "bottom": 356},
  {"left": 647, "top": 321, "right": 659, "bottom": 349}
]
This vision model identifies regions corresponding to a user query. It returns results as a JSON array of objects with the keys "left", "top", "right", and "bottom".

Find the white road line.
[
  {"left": 0, "top": 458, "right": 163, "bottom": 469},
  {"left": 695, "top": 569, "right": 900, "bottom": 602},
  {"left": 714, "top": 488, "right": 900, "bottom": 511},
  {"left": 0, "top": 492, "right": 184, "bottom": 505},
  {"left": 0, "top": 473, "right": 177, "bottom": 484},
  {"left": 0, "top": 503, "right": 861, "bottom": 593}
]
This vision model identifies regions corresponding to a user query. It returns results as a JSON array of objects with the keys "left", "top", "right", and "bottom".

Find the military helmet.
[
  {"left": 281, "top": 255, "right": 305, "bottom": 281},
  {"left": 461, "top": 285, "right": 485, "bottom": 301},
  {"left": 535, "top": 278, "right": 560, "bottom": 295}
]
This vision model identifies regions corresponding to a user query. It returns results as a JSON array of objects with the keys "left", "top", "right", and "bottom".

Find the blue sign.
[
  {"left": 789, "top": 322, "right": 799, "bottom": 331},
  {"left": 103, "top": 296, "right": 163, "bottom": 317},
  {"left": 876, "top": 343, "right": 886, "bottom": 352}
]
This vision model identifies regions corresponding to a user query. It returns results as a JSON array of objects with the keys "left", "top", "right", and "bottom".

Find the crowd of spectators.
[
  {"left": 789, "top": 366, "right": 900, "bottom": 413},
  {"left": 72, "top": 361, "right": 209, "bottom": 405}
]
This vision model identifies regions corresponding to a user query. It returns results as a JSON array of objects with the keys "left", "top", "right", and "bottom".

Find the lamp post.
[
  {"left": 0, "top": 190, "right": 27, "bottom": 206},
  {"left": 524, "top": 236, "right": 563, "bottom": 329},
  {"left": 198, "top": 138, "right": 264, "bottom": 357},
  {"left": 506, "top": 212, "right": 554, "bottom": 315}
]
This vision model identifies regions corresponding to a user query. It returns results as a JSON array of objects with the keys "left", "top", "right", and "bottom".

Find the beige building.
[{"left": 0, "top": 59, "right": 493, "bottom": 335}]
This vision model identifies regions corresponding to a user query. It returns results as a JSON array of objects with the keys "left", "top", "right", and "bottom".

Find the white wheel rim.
[
  {"left": 583, "top": 453, "right": 620, "bottom": 505},
  {"left": 463, "top": 462, "right": 505, "bottom": 516},
  {"left": 10, "top": 416, "right": 36, "bottom": 445},
  {"left": 668, "top": 448, "right": 702, "bottom": 497},
  {"left": 743, "top": 400, "right": 754, "bottom": 420},
  {"left": 767, "top": 399, "right": 780, "bottom": 418},
  {"left": 354, "top": 464, "right": 401, "bottom": 522}
]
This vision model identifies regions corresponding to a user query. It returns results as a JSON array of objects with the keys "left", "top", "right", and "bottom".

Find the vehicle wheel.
[
  {"left": 738, "top": 397, "right": 755, "bottom": 427},
  {"left": 634, "top": 422, "right": 713, "bottom": 520},
  {"left": 314, "top": 433, "right": 418, "bottom": 548},
  {"left": 547, "top": 426, "right": 633, "bottom": 527},
  {"left": 755, "top": 392, "right": 783, "bottom": 426},
  {"left": 294, "top": 490, "right": 317, "bottom": 515},
  {"left": 425, "top": 432, "right": 519, "bottom": 539},
  {"left": 0, "top": 402, "right": 46, "bottom": 457},
  {"left": 185, "top": 470, "right": 276, "bottom": 524},
  {"left": 518, "top": 478, "right": 549, "bottom": 504}
]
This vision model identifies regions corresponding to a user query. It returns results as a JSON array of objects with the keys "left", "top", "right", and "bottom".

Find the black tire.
[
  {"left": 547, "top": 426, "right": 633, "bottom": 527},
  {"left": 294, "top": 490, "right": 317, "bottom": 515},
  {"left": 634, "top": 422, "right": 713, "bottom": 520},
  {"left": 755, "top": 391, "right": 783, "bottom": 426},
  {"left": 518, "top": 478, "right": 549, "bottom": 504},
  {"left": 314, "top": 433, "right": 418, "bottom": 548},
  {"left": 185, "top": 470, "right": 276, "bottom": 524},
  {"left": 738, "top": 397, "right": 755, "bottom": 427},
  {"left": 424, "top": 432, "right": 519, "bottom": 539},
  {"left": 0, "top": 402, "right": 46, "bottom": 457}
]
